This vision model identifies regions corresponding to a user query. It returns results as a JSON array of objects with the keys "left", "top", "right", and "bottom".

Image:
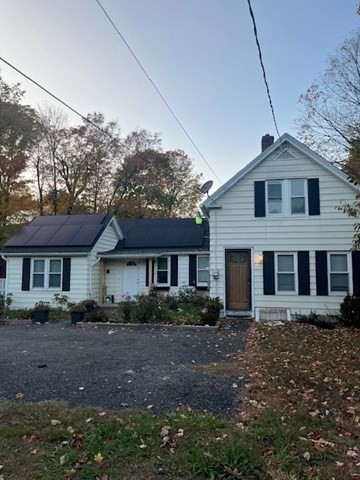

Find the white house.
[
  {"left": 201, "top": 133, "right": 359, "bottom": 320},
  {"left": 1, "top": 215, "right": 209, "bottom": 309}
]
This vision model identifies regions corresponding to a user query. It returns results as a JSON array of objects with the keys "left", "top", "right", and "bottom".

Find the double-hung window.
[
  {"left": 156, "top": 257, "right": 169, "bottom": 285},
  {"left": 267, "top": 181, "right": 283, "bottom": 215},
  {"left": 197, "top": 255, "right": 209, "bottom": 286},
  {"left": 266, "top": 179, "right": 307, "bottom": 216},
  {"left": 276, "top": 253, "right": 297, "bottom": 294},
  {"left": 328, "top": 253, "right": 350, "bottom": 293},
  {"left": 290, "top": 179, "right": 306, "bottom": 214},
  {"left": 31, "top": 259, "right": 62, "bottom": 289}
]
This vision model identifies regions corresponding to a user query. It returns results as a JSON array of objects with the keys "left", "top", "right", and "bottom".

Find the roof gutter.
[{"left": 98, "top": 251, "right": 210, "bottom": 259}]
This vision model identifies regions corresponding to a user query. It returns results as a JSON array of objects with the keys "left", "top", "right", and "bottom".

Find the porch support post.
[{"left": 99, "top": 260, "right": 106, "bottom": 305}]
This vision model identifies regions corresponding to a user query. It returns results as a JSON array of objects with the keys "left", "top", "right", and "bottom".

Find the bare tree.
[
  {"left": 33, "top": 104, "right": 68, "bottom": 215},
  {"left": 297, "top": 28, "right": 360, "bottom": 166}
]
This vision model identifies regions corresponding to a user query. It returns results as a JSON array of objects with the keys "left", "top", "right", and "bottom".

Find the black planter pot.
[
  {"left": 33, "top": 310, "right": 49, "bottom": 324},
  {"left": 71, "top": 311, "right": 85, "bottom": 324}
]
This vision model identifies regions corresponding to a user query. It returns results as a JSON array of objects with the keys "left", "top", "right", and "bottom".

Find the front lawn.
[{"left": 0, "top": 321, "right": 359, "bottom": 479}]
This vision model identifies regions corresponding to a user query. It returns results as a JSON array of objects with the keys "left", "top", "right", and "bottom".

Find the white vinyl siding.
[
  {"left": 207, "top": 142, "right": 356, "bottom": 315},
  {"left": 328, "top": 252, "right": 350, "bottom": 294}
]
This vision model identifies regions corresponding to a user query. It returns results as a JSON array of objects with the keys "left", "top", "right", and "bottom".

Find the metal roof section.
[
  {"left": 2, "top": 214, "right": 114, "bottom": 254},
  {"left": 201, "top": 132, "right": 357, "bottom": 209}
]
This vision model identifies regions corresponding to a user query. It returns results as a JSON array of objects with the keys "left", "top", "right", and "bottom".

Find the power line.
[
  {"left": 95, "top": 0, "right": 221, "bottom": 183},
  {"left": 0, "top": 55, "right": 139, "bottom": 158},
  {"left": 246, "top": 0, "right": 281, "bottom": 140}
]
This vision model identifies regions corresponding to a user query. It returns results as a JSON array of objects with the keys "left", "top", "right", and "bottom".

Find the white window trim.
[
  {"left": 155, "top": 256, "right": 170, "bottom": 286},
  {"left": 327, "top": 252, "right": 352, "bottom": 295},
  {"left": 197, "top": 255, "right": 210, "bottom": 287},
  {"left": 266, "top": 179, "right": 308, "bottom": 217},
  {"left": 275, "top": 252, "right": 298, "bottom": 295},
  {"left": 31, "top": 258, "right": 63, "bottom": 290}
]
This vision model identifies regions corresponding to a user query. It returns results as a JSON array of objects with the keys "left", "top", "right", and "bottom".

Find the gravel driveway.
[{"left": 0, "top": 321, "right": 249, "bottom": 416}]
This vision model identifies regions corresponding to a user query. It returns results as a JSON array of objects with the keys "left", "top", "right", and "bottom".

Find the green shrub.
[
  {"left": 118, "top": 294, "right": 135, "bottom": 321},
  {"left": 340, "top": 293, "right": 360, "bottom": 327},
  {"left": 132, "top": 292, "right": 167, "bottom": 323},
  {"left": 53, "top": 293, "right": 69, "bottom": 310},
  {"left": 164, "top": 293, "right": 180, "bottom": 311},
  {"left": 177, "top": 287, "right": 208, "bottom": 307},
  {"left": 80, "top": 299, "right": 97, "bottom": 312}
]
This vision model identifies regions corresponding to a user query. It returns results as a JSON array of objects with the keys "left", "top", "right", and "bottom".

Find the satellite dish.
[{"left": 200, "top": 180, "right": 213, "bottom": 196}]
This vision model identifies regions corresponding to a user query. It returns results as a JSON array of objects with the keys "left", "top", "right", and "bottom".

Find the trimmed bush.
[{"left": 340, "top": 293, "right": 360, "bottom": 328}]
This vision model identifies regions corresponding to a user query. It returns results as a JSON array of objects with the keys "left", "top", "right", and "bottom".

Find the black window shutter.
[
  {"left": 189, "top": 255, "right": 197, "bottom": 287},
  {"left": 315, "top": 251, "right": 328, "bottom": 295},
  {"left": 170, "top": 255, "right": 178, "bottom": 286},
  {"left": 298, "top": 251, "right": 310, "bottom": 295},
  {"left": 308, "top": 178, "right": 320, "bottom": 216},
  {"left": 254, "top": 181, "right": 266, "bottom": 217},
  {"left": 62, "top": 257, "right": 71, "bottom": 291},
  {"left": 352, "top": 251, "right": 360, "bottom": 295},
  {"left": 263, "top": 251, "right": 275, "bottom": 295},
  {"left": 21, "top": 257, "right": 31, "bottom": 291}
]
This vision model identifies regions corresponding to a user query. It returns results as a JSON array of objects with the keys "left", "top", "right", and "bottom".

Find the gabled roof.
[
  {"left": 100, "top": 218, "right": 209, "bottom": 257},
  {"left": 202, "top": 133, "right": 357, "bottom": 209},
  {"left": 1, "top": 214, "right": 116, "bottom": 254}
]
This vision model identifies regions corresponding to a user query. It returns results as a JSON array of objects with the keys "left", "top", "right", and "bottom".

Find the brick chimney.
[{"left": 261, "top": 134, "right": 274, "bottom": 152}]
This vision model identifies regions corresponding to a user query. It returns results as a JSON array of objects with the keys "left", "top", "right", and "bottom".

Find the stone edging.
[{"left": 75, "top": 321, "right": 219, "bottom": 331}]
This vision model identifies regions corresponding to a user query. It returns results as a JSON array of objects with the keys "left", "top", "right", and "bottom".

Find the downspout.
[{"left": 89, "top": 257, "right": 101, "bottom": 296}]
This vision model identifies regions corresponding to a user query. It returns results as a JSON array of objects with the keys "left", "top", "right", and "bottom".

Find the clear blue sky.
[{"left": 1, "top": 0, "right": 359, "bottom": 191}]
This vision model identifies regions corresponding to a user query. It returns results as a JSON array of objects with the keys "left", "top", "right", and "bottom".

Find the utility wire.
[
  {"left": 95, "top": 0, "right": 221, "bottom": 183},
  {"left": 246, "top": 0, "right": 281, "bottom": 140},
  {"left": 0, "top": 55, "right": 157, "bottom": 160}
]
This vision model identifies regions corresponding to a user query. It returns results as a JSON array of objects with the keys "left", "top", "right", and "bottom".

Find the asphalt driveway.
[{"left": 0, "top": 321, "right": 249, "bottom": 416}]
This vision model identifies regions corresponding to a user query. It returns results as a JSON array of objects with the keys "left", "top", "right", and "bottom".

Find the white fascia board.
[
  {"left": 108, "top": 215, "right": 123, "bottom": 239},
  {"left": 2, "top": 252, "right": 88, "bottom": 257}
]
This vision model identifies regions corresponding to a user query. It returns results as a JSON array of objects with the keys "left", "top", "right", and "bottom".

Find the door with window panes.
[{"left": 226, "top": 250, "right": 251, "bottom": 310}]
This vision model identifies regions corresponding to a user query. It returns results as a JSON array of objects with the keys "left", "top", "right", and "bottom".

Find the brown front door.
[{"left": 226, "top": 250, "right": 251, "bottom": 310}]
